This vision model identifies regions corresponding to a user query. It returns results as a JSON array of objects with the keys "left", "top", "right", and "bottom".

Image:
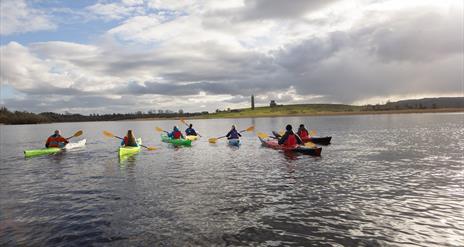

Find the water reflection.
[{"left": 0, "top": 113, "right": 463, "bottom": 246}]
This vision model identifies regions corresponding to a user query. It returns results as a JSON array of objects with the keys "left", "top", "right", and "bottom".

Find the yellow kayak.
[{"left": 185, "top": 135, "right": 199, "bottom": 141}]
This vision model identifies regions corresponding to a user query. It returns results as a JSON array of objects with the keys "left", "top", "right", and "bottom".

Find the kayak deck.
[
  {"left": 228, "top": 138, "right": 240, "bottom": 146},
  {"left": 161, "top": 135, "right": 192, "bottom": 146},
  {"left": 185, "top": 135, "right": 199, "bottom": 141}
]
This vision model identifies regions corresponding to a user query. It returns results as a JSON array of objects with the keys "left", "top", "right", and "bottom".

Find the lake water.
[{"left": 1, "top": 113, "right": 463, "bottom": 246}]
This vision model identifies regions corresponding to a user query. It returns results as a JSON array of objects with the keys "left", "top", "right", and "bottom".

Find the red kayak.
[
  {"left": 259, "top": 137, "right": 322, "bottom": 156},
  {"left": 272, "top": 131, "right": 331, "bottom": 145}
]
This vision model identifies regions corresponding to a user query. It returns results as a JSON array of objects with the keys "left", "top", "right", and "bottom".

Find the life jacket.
[
  {"left": 298, "top": 129, "right": 309, "bottom": 138},
  {"left": 46, "top": 135, "right": 67, "bottom": 148},
  {"left": 283, "top": 134, "right": 298, "bottom": 147},
  {"left": 173, "top": 130, "right": 182, "bottom": 139},
  {"left": 123, "top": 136, "right": 137, "bottom": 146}
]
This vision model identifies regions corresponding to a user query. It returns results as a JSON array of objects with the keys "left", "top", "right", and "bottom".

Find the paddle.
[
  {"left": 102, "top": 130, "right": 157, "bottom": 151},
  {"left": 155, "top": 127, "right": 169, "bottom": 134},
  {"left": 66, "top": 130, "right": 83, "bottom": 140},
  {"left": 261, "top": 131, "right": 316, "bottom": 148},
  {"left": 180, "top": 118, "right": 202, "bottom": 137},
  {"left": 208, "top": 126, "right": 255, "bottom": 143}
]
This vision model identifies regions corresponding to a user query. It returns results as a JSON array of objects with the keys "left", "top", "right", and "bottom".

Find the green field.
[{"left": 206, "top": 104, "right": 363, "bottom": 118}]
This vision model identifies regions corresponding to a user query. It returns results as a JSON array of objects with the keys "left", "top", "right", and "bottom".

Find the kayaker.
[
  {"left": 297, "top": 124, "right": 309, "bottom": 138},
  {"left": 121, "top": 130, "right": 138, "bottom": 147},
  {"left": 185, "top": 124, "right": 198, "bottom": 136},
  {"left": 45, "top": 130, "right": 69, "bottom": 148},
  {"left": 169, "top": 126, "right": 184, "bottom": 139},
  {"left": 278, "top": 124, "right": 303, "bottom": 147},
  {"left": 226, "top": 125, "right": 242, "bottom": 139}
]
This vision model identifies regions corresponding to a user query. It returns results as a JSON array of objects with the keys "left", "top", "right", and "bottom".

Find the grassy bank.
[{"left": 203, "top": 104, "right": 463, "bottom": 119}]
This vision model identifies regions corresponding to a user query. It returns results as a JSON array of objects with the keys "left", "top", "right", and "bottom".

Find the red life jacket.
[
  {"left": 284, "top": 134, "right": 298, "bottom": 147},
  {"left": 299, "top": 129, "right": 309, "bottom": 138},
  {"left": 173, "top": 131, "right": 182, "bottom": 139},
  {"left": 123, "top": 136, "right": 129, "bottom": 145},
  {"left": 46, "top": 135, "right": 67, "bottom": 147}
]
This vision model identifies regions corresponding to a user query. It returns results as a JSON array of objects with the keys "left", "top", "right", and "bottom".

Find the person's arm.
[
  {"left": 278, "top": 133, "right": 289, "bottom": 145},
  {"left": 238, "top": 131, "right": 242, "bottom": 137},
  {"left": 45, "top": 137, "right": 51, "bottom": 148},
  {"left": 226, "top": 130, "right": 232, "bottom": 138},
  {"left": 296, "top": 135, "right": 303, "bottom": 144}
]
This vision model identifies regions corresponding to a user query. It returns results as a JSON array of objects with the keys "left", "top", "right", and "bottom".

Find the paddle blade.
[
  {"left": 103, "top": 130, "right": 115, "bottom": 138},
  {"left": 146, "top": 146, "right": 157, "bottom": 151},
  {"left": 279, "top": 130, "right": 285, "bottom": 136},
  {"left": 155, "top": 127, "right": 164, "bottom": 132},
  {"left": 257, "top": 132, "right": 269, "bottom": 139},
  {"left": 208, "top": 138, "right": 218, "bottom": 143},
  {"left": 180, "top": 118, "right": 187, "bottom": 124},
  {"left": 73, "top": 130, "right": 83, "bottom": 137},
  {"left": 245, "top": 126, "right": 255, "bottom": 132},
  {"left": 305, "top": 142, "right": 317, "bottom": 148},
  {"left": 309, "top": 130, "right": 317, "bottom": 136}
]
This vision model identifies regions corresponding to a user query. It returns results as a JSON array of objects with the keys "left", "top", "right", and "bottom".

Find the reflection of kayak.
[
  {"left": 161, "top": 135, "right": 192, "bottom": 146},
  {"left": 259, "top": 137, "right": 322, "bottom": 156},
  {"left": 119, "top": 138, "right": 142, "bottom": 157},
  {"left": 228, "top": 138, "right": 240, "bottom": 146},
  {"left": 24, "top": 139, "right": 87, "bottom": 158},
  {"left": 186, "top": 135, "right": 199, "bottom": 141},
  {"left": 272, "top": 131, "right": 331, "bottom": 145}
]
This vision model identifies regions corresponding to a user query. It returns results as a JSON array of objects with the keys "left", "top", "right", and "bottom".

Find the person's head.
[
  {"left": 173, "top": 126, "right": 179, "bottom": 131},
  {"left": 126, "top": 130, "right": 136, "bottom": 145},
  {"left": 299, "top": 124, "right": 305, "bottom": 129},
  {"left": 232, "top": 125, "right": 236, "bottom": 130},
  {"left": 189, "top": 124, "right": 193, "bottom": 128},
  {"left": 54, "top": 130, "right": 60, "bottom": 135},
  {"left": 286, "top": 124, "right": 293, "bottom": 131},
  {"left": 127, "top": 130, "right": 134, "bottom": 137}
]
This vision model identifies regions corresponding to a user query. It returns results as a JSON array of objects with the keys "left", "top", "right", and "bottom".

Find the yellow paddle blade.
[
  {"left": 257, "top": 132, "right": 269, "bottom": 139},
  {"left": 208, "top": 138, "right": 218, "bottom": 143},
  {"left": 146, "top": 146, "right": 157, "bottom": 151},
  {"left": 155, "top": 127, "right": 164, "bottom": 132},
  {"left": 180, "top": 118, "right": 187, "bottom": 124},
  {"left": 309, "top": 130, "right": 317, "bottom": 136},
  {"left": 73, "top": 130, "right": 83, "bottom": 137},
  {"left": 103, "top": 130, "right": 115, "bottom": 138},
  {"left": 245, "top": 126, "right": 255, "bottom": 132},
  {"left": 305, "top": 142, "right": 316, "bottom": 148},
  {"left": 279, "top": 130, "right": 285, "bottom": 136}
]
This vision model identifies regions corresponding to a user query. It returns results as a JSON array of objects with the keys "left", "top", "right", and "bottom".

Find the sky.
[{"left": 0, "top": 0, "right": 463, "bottom": 114}]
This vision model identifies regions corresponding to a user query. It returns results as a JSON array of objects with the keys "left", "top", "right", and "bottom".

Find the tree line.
[{"left": 0, "top": 107, "right": 205, "bottom": 125}]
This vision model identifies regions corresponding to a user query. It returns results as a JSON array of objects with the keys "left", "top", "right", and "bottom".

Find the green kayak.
[
  {"left": 119, "top": 138, "right": 142, "bottom": 157},
  {"left": 161, "top": 134, "right": 191, "bottom": 146},
  {"left": 24, "top": 139, "right": 87, "bottom": 158}
]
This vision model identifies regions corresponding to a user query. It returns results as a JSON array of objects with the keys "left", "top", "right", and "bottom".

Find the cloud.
[
  {"left": 1, "top": 0, "right": 462, "bottom": 113},
  {"left": 0, "top": 0, "right": 57, "bottom": 35}
]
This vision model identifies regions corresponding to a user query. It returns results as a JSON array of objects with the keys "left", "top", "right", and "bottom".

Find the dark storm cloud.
[{"left": 212, "top": 0, "right": 341, "bottom": 21}]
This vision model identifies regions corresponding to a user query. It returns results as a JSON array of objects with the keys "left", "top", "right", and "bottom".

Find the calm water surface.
[{"left": 1, "top": 113, "right": 463, "bottom": 246}]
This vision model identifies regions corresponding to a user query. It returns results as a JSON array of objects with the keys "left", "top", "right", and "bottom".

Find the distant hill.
[{"left": 381, "top": 97, "right": 464, "bottom": 110}]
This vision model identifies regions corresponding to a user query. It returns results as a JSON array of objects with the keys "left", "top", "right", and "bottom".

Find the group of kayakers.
[
  {"left": 278, "top": 124, "right": 310, "bottom": 146},
  {"left": 45, "top": 123, "right": 311, "bottom": 148}
]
